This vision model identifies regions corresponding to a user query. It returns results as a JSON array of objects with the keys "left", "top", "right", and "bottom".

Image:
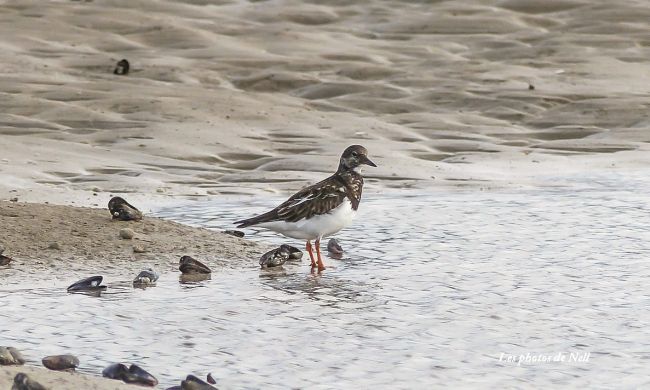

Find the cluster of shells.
[{"left": 4, "top": 196, "right": 345, "bottom": 389}]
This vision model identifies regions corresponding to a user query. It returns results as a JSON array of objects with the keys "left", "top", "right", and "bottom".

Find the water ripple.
[{"left": 2, "top": 172, "right": 650, "bottom": 387}]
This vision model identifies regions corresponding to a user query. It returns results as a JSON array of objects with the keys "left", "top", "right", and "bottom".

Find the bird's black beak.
[{"left": 361, "top": 155, "right": 377, "bottom": 167}]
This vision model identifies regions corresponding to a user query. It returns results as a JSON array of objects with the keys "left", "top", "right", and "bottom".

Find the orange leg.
[
  {"left": 306, "top": 241, "right": 316, "bottom": 267},
  {"left": 315, "top": 238, "right": 326, "bottom": 271}
]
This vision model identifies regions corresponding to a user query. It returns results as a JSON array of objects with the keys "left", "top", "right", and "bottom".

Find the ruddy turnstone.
[{"left": 235, "top": 145, "right": 376, "bottom": 271}]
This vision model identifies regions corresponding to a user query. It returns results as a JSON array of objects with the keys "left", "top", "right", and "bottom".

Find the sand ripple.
[{"left": 1, "top": 0, "right": 649, "bottom": 202}]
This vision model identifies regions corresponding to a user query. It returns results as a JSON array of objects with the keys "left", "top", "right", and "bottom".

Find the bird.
[{"left": 235, "top": 145, "right": 377, "bottom": 271}]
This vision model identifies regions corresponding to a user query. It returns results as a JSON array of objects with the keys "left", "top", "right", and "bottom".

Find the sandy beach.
[
  {"left": 1, "top": 365, "right": 138, "bottom": 390},
  {"left": 1, "top": 201, "right": 266, "bottom": 285},
  {"left": 1, "top": 200, "right": 267, "bottom": 388},
  {"left": 2, "top": 0, "right": 650, "bottom": 388},
  {"left": 1, "top": 0, "right": 649, "bottom": 206}
]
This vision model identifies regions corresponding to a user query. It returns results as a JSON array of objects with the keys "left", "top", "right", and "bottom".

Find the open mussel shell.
[
  {"left": 108, "top": 196, "right": 143, "bottom": 221},
  {"left": 0, "top": 346, "right": 25, "bottom": 366},
  {"left": 103, "top": 363, "right": 158, "bottom": 387},
  {"left": 181, "top": 374, "right": 218, "bottom": 390},
  {"left": 67, "top": 276, "right": 107, "bottom": 292},
  {"left": 179, "top": 256, "right": 211, "bottom": 275},
  {"left": 42, "top": 354, "right": 79, "bottom": 371},
  {"left": 133, "top": 268, "right": 159, "bottom": 286},
  {"left": 327, "top": 238, "right": 343, "bottom": 255},
  {"left": 259, "top": 246, "right": 291, "bottom": 268},
  {"left": 280, "top": 244, "right": 303, "bottom": 260}
]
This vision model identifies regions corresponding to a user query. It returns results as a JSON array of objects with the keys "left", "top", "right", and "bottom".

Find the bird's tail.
[
  {"left": 234, "top": 211, "right": 277, "bottom": 228},
  {"left": 234, "top": 218, "right": 257, "bottom": 229}
]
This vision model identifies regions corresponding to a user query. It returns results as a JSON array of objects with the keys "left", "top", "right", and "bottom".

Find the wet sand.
[
  {"left": 2, "top": 0, "right": 650, "bottom": 388},
  {"left": 1, "top": 0, "right": 649, "bottom": 206}
]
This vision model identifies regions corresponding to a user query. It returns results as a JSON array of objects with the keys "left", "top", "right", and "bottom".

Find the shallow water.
[{"left": 3, "top": 172, "right": 650, "bottom": 388}]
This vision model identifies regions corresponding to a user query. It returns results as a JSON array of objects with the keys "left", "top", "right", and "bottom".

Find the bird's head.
[{"left": 338, "top": 145, "right": 377, "bottom": 173}]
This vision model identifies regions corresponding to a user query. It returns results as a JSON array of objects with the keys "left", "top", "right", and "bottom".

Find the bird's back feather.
[{"left": 235, "top": 175, "right": 349, "bottom": 227}]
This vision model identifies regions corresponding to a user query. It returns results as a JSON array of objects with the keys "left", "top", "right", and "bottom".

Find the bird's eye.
[{"left": 351, "top": 152, "right": 358, "bottom": 157}]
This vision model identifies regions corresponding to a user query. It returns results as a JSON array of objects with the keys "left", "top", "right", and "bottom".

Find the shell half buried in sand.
[
  {"left": 178, "top": 256, "right": 211, "bottom": 275},
  {"left": 108, "top": 197, "right": 143, "bottom": 221}
]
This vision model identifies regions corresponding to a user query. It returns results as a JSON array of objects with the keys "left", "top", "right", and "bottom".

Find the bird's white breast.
[{"left": 257, "top": 199, "right": 357, "bottom": 240}]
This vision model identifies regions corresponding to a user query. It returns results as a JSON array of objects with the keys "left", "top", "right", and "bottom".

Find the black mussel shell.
[
  {"left": 223, "top": 230, "right": 244, "bottom": 238},
  {"left": 327, "top": 238, "right": 343, "bottom": 255},
  {"left": 102, "top": 363, "right": 158, "bottom": 387},
  {"left": 259, "top": 246, "right": 291, "bottom": 268},
  {"left": 206, "top": 373, "right": 216, "bottom": 384},
  {"left": 181, "top": 374, "right": 217, "bottom": 390},
  {"left": 133, "top": 268, "right": 159, "bottom": 286},
  {"left": 108, "top": 196, "right": 143, "bottom": 221},
  {"left": 179, "top": 256, "right": 211, "bottom": 274},
  {"left": 0, "top": 254, "right": 12, "bottom": 266},
  {"left": 123, "top": 364, "right": 159, "bottom": 387},
  {"left": 42, "top": 354, "right": 79, "bottom": 371},
  {"left": 114, "top": 59, "right": 130, "bottom": 75},
  {"left": 280, "top": 244, "right": 303, "bottom": 260},
  {"left": 0, "top": 246, "right": 12, "bottom": 266},
  {"left": 102, "top": 363, "right": 129, "bottom": 380},
  {"left": 67, "top": 276, "right": 106, "bottom": 292},
  {"left": 12, "top": 373, "right": 47, "bottom": 390}
]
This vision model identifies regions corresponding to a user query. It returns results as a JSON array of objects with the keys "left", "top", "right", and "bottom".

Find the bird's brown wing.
[{"left": 235, "top": 176, "right": 347, "bottom": 227}]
